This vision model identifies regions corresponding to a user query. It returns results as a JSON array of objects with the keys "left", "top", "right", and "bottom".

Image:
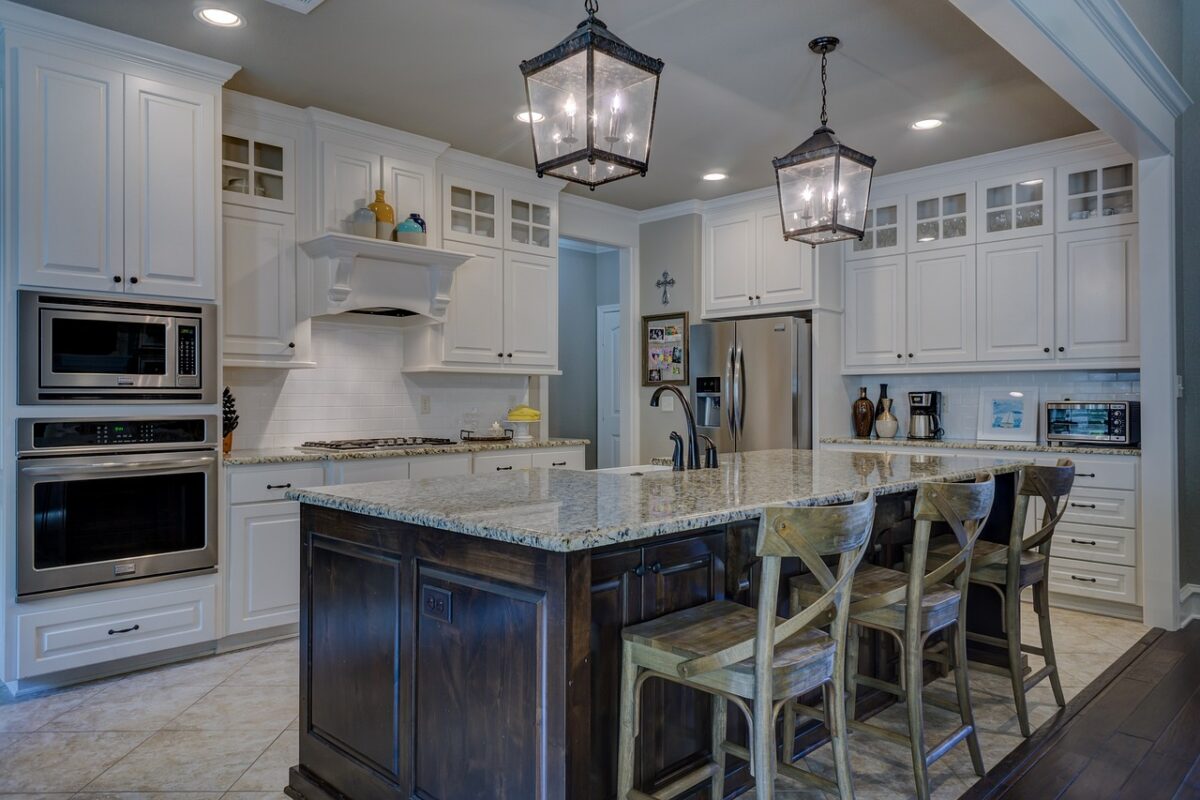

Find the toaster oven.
[{"left": 1045, "top": 401, "right": 1140, "bottom": 447}]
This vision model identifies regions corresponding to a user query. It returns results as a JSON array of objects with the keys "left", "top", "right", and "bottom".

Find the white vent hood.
[{"left": 300, "top": 233, "right": 473, "bottom": 320}]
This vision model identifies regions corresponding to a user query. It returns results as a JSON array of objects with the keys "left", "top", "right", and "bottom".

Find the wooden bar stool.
[
  {"left": 615, "top": 491, "right": 877, "bottom": 800},
  {"left": 790, "top": 473, "right": 995, "bottom": 800},
  {"left": 924, "top": 460, "right": 1074, "bottom": 737}
]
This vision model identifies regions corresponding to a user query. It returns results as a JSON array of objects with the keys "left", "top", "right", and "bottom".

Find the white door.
[
  {"left": 976, "top": 236, "right": 1055, "bottom": 362},
  {"left": 755, "top": 210, "right": 814, "bottom": 308},
  {"left": 1055, "top": 224, "right": 1139, "bottom": 359},
  {"left": 124, "top": 76, "right": 216, "bottom": 299},
  {"left": 503, "top": 251, "right": 558, "bottom": 367},
  {"left": 843, "top": 255, "right": 907, "bottom": 368},
  {"left": 383, "top": 156, "right": 434, "bottom": 241},
  {"left": 702, "top": 212, "right": 756, "bottom": 315},
  {"left": 222, "top": 207, "right": 297, "bottom": 359},
  {"left": 320, "top": 140, "right": 380, "bottom": 234},
  {"left": 443, "top": 243, "right": 506, "bottom": 365},
  {"left": 906, "top": 246, "right": 977, "bottom": 365},
  {"left": 16, "top": 49, "right": 125, "bottom": 292},
  {"left": 596, "top": 304, "right": 622, "bottom": 469},
  {"left": 227, "top": 502, "right": 301, "bottom": 635}
]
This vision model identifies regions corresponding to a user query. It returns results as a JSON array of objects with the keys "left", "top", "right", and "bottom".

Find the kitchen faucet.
[{"left": 650, "top": 385, "right": 701, "bottom": 470}]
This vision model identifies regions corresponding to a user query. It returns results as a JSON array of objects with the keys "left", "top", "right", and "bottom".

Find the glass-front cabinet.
[
  {"left": 504, "top": 190, "right": 557, "bottom": 256},
  {"left": 975, "top": 169, "right": 1054, "bottom": 242},
  {"left": 1056, "top": 158, "right": 1136, "bottom": 231},
  {"left": 443, "top": 175, "right": 500, "bottom": 247},
  {"left": 846, "top": 197, "right": 905, "bottom": 260},
  {"left": 222, "top": 125, "right": 294, "bottom": 213},
  {"left": 906, "top": 184, "right": 974, "bottom": 251}
]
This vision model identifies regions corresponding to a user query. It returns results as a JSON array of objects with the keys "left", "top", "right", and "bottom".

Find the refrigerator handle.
[
  {"left": 725, "top": 343, "right": 737, "bottom": 445},
  {"left": 737, "top": 345, "right": 746, "bottom": 432}
]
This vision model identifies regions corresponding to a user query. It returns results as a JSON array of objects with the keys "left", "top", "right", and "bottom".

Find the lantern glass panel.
[
  {"left": 591, "top": 49, "right": 656, "bottom": 162},
  {"left": 526, "top": 50, "right": 588, "bottom": 166},
  {"left": 545, "top": 158, "right": 638, "bottom": 184},
  {"left": 838, "top": 157, "right": 873, "bottom": 232},
  {"left": 778, "top": 153, "right": 837, "bottom": 235}
]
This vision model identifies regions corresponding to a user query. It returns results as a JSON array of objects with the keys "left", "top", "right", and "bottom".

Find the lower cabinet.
[{"left": 227, "top": 502, "right": 302, "bottom": 636}]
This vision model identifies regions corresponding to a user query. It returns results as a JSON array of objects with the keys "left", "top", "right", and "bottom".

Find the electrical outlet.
[
  {"left": 420, "top": 395, "right": 432, "bottom": 415},
  {"left": 661, "top": 394, "right": 675, "bottom": 412},
  {"left": 421, "top": 585, "right": 452, "bottom": 623}
]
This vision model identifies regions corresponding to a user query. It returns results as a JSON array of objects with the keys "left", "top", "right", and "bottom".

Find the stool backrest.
[
  {"left": 1012, "top": 459, "right": 1075, "bottom": 556},
  {"left": 675, "top": 491, "right": 876, "bottom": 684}
]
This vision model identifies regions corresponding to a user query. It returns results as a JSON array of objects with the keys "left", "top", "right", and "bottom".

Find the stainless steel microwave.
[
  {"left": 1046, "top": 401, "right": 1140, "bottom": 447},
  {"left": 19, "top": 291, "right": 217, "bottom": 404}
]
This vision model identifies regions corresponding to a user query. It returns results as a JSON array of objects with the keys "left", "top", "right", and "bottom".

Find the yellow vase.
[{"left": 368, "top": 189, "right": 395, "bottom": 240}]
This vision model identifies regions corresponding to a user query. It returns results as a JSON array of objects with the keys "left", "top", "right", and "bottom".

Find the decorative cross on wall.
[{"left": 655, "top": 271, "right": 675, "bottom": 305}]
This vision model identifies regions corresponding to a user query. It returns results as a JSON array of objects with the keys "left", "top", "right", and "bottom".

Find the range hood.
[{"left": 300, "top": 232, "right": 474, "bottom": 320}]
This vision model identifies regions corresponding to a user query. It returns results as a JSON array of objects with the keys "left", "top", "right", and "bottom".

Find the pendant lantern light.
[
  {"left": 773, "top": 37, "right": 876, "bottom": 246},
  {"left": 519, "top": 0, "right": 664, "bottom": 189}
]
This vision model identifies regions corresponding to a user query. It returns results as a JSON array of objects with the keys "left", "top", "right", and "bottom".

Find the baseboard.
[
  {"left": 1045, "top": 591, "right": 1144, "bottom": 622},
  {"left": 1181, "top": 583, "right": 1200, "bottom": 626}
]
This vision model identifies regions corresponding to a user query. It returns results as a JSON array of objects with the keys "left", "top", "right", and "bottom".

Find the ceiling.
[{"left": 11, "top": 0, "right": 1095, "bottom": 210}]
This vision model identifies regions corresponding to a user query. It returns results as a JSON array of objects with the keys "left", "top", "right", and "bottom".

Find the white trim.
[
  {"left": 636, "top": 199, "right": 704, "bottom": 224},
  {"left": 559, "top": 238, "right": 617, "bottom": 255},
  {"left": 1182, "top": 584, "right": 1200, "bottom": 627},
  {"left": 223, "top": 90, "right": 310, "bottom": 126},
  {"left": 0, "top": 0, "right": 239, "bottom": 84},
  {"left": 305, "top": 107, "right": 449, "bottom": 162},
  {"left": 438, "top": 148, "right": 565, "bottom": 196},
  {"left": 596, "top": 303, "right": 622, "bottom": 470}
]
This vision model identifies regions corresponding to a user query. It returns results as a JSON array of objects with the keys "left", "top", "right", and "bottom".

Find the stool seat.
[
  {"left": 623, "top": 600, "right": 836, "bottom": 699},
  {"left": 792, "top": 564, "right": 959, "bottom": 633},
  {"left": 928, "top": 540, "right": 1046, "bottom": 587}
]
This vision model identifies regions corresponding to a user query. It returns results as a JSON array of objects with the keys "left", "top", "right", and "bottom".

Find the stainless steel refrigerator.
[{"left": 690, "top": 315, "right": 812, "bottom": 453}]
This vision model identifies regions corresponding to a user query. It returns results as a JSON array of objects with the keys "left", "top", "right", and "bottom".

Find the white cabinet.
[
  {"left": 1056, "top": 158, "right": 1136, "bottom": 231},
  {"left": 443, "top": 244, "right": 506, "bottom": 365},
  {"left": 317, "top": 135, "right": 436, "bottom": 240},
  {"left": 976, "top": 170, "right": 1054, "bottom": 241},
  {"left": 976, "top": 236, "right": 1055, "bottom": 362},
  {"left": 844, "top": 255, "right": 907, "bottom": 367},
  {"left": 123, "top": 76, "right": 217, "bottom": 300},
  {"left": 504, "top": 251, "right": 558, "bottom": 367},
  {"left": 222, "top": 125, "right": 294, "bottom": 213},
  {"left": 703, "top": 211, "right": 756, "bottom": 314},
  {"left": 443, "top": 175, "right": 501, "bottom": 247},
  {"left": 384, "top": 156, "right": 435, "bottom": 240},
  {"left": 222, "top": 206, "right": 299, "bottom": 361},
  {"left": 320, "top": 140, "right": 379, "bottom": 233},
  {"left": 756, "top": 209, "right": 814, "bottom": 308},
  {"left": 409, "top": 454, "right": 472, "bottom": 478},
  {"left": 473, "top": 452, "right": 533, "bottom": 474},
  {"left": 226, "top": 503, "right": 302, "bottom": 636},
  {"left": 1055, "top": 224, "right": 1139, "bottom": 360},
  {"left": 531, "top": 450, "right": 585, "bottom": 470},
  {"left": 907, "top": 184, "right": 974, "bottom": 251},
  {"left": 15, "top": 48, "right": 125, "bottom": 293},
  {"left": 504, "top": 189, "right": 558, "bottom": 256},
  {"left": 905, "top": 247, "right": 976, "bottom": 364},
  {"left": 701, "top": 206, "right": 814, "bottom": 317},
  {"left": 846, "top": 197, "right": 905, "bottom": 260}
]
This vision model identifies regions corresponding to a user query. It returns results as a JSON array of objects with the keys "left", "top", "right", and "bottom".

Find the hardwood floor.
[{"left": 961, "top": 620, "right": 1200, "bottom": 800}]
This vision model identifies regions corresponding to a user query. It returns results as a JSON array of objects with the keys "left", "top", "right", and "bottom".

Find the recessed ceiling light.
[
  {"left": 195, "top": 7, "right": 244, "bottom": 26},
  {"left": 911, "top": 118, "right": 943, "bottom": 130},
  {"left": 702, "top": 172, "right": 728, "bottom": 182},
  {"left": 514, "top": 110, "right": 544, "bottom": 124}
]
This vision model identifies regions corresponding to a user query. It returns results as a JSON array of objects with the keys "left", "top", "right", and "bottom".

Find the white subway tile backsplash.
[{"left": 224, "top": 319, "right": 527, "bottom": 450}]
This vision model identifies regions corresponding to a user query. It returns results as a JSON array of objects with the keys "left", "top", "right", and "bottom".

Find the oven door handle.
[{"left": 20, "top": 455, "right": 216, "bottom": 476}]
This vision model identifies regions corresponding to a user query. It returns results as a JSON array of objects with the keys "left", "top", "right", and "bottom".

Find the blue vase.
[{"left": 407, "top": 212, "right": 427, "bottom": 233}]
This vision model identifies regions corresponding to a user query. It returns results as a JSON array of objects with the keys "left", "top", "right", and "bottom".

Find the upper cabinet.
[
  {"left": 975, "top": 169, "right": 1054, "bottom": 242},
  {"left": 222, "top": 125, "right": 294, "bottom": 213},
  {"left": 905, "top": 246, "right": 977, "bottom": 364},
  {"left": 1056, "top": 158, "right": 1137, "bottom": 231},
  {"left": 701, "top": 204, "right": 815, "bottom": 318},
  {"left": 846, "top": 197, "right": 905, "bottom": 261},
  {"left": 1055, "top": 225, "right": 1139, "bottom": 359},
  {"left": 976, "top": 236, "right": 1055, "bottom": 362},
  {"left": 222, "top": 206, "right": 299, "bottom": 362},
  {"left": 907, "top": 184, "right": 974, "bottom": 251},
  {"left": 843, "top": 254, "right": 907, "bottom": 368},
  {"left": 504, "top": 190, "right": 558, "bottom": 256},
  {"left": 443, "top": 176, "right": 500, "bottom": 248}
]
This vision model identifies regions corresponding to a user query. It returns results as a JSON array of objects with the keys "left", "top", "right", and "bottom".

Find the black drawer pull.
[
  {"left": 1077, "top": 472, "right": 1096, "bottom": 478},
  {"left": 1069, "top": 538, "right": 1098, "bottom": 546},
  {"left": 552, "top": 461, "right": 567, "bottom": 467},
  {"left": 108, "top": 624, "right": 141, "bottom": 635},
  {"left": 1069, "top": 575, "right": 1097, "bottom": 583},
  {"left": 1070, "top": 502, "right": 1097, "bottom": 509},
  {"left": 649, "top": 561, "right": 662, "bottom": 574},
  {"left": 496, "top": 465, "right": 513, "bottom": 471},
  {"left": 267, "top": 483, "right": 293, "bottom": 490}
]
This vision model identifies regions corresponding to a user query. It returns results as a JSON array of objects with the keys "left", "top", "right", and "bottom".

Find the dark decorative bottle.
[
  {"left": 875, "top": 383, "right": 889, "bottom": 420},
  {"left": 852, "top": 387, "right": 874, "bottom": 438}
]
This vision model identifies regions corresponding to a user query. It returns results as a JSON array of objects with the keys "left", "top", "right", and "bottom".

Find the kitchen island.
[{"left": 284, "top": 449, "right": 1028, "bottom": 800}]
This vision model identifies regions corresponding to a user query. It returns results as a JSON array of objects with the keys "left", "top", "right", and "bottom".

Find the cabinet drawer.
[
  {"left": 229, "top": 464, "right": 326, "bottom": 505},
  {"left": 1061, "top": 488, "right": 1136, "bottom": 528},
  {"left": 531, "top": 450, "right": 584, "bottom": 470},
  {"left": 472, "top": 452, "right": 533, "bottom": 474},
  {"left": 1052, "top": 522, "right": 1136, "bottom": 567},
  {"left": 337, "top": 458, "right": 410, "bottom": 484},
  {"left": 1047, "top": 557, "right": 1137, "bottom": 605},
  {"left": 17, "top": 583, "right": 216, "bottom": 678},
  {"left": 409, "top": 454, "right": 471, "bottom": 479},
  {"left": 1066, "top": 456, "right": 1138, "bottom": 491}
]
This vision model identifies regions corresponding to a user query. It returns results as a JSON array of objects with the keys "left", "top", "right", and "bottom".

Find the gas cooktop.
[{"left": 298, "top": 436, "right": 456, "bottom": 452}]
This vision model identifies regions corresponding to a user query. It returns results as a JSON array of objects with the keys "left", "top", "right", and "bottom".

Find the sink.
[{"left": 592, "top": 464, "right": 675, "bottom": 475}]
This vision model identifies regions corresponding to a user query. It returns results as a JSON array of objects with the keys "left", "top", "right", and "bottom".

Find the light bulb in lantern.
[
  {"left": 563, "top": 94, "right": 578, "bottom": 143},
  {"left": 606, "top": 93, "right": 624, "bottom": 144}
]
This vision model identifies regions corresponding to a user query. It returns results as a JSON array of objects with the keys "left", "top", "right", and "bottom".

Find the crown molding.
[
  {"left": 438, "top": 148, "right": 565, "bottom": 194},
  {"left": 636, "top": 199, "right": 704, "bottom": 224},
  {"left": 306, "top": 107, "right": 450, "bottom": 162},
  {"left": 558, "top": 238, "right": 618, "bottom": 254},
  {"left": 559, "top": 191, "right": 639, "bottom": 221},
  {"left": 0, "top": 0, "right": 239, "bottom": 84},
  {"left": 224, "top": 90, "right": 310, "bottom": 126}
]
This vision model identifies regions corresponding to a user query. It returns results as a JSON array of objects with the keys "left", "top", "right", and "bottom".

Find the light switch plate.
[{"left": 661, "top": 395, "right": 675, "bottom": 412}]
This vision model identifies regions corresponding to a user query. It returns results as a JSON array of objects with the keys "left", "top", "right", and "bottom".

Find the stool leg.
[
  {"left": 1036, "top": 578, "right": 1067, "bottom": 707},
  {"left": 1005, "top": 588, "right": 1032, "bottom": 737},
  {"left": 617, "top": 642, "right": 639, "bottom": 799},
  {"left": 904, "top": 631, "right": 931, "bottom": 800},
  {"left": 845, "top": 624, "right": 861, "bottom": 721},
  {"left": 752, "top": 689, "right": 776, "bottom": 800},
  {"left": 952, "top": 623, "right": 985, "bottom": 776},
  {"left": 711, "top": 694, "right": 727, "bottom": 799},
  {"left": 780, "top": 697, "right": 797, "bottom": 764},
  {"left": 828, "top": 669, "right": 854, "bottom": 800}
]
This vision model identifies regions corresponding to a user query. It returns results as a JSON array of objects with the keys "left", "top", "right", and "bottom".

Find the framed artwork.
[
  {"left": 977, "top": 387, "right": 1039, "bottom": 442},
  {"left": 642, "top": 312, "right": 688, "bottom": 386}
]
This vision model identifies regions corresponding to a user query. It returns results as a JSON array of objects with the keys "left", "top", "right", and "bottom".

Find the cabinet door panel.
[
  {"left": 321, "top": 141, "right": 379, "bottom": 234},
  {"left": 227, "top": 502, "right": 301, "bottom": 635},
  {"left": 444, "top": 244, "right": 505, "bottom": 364},
  {"left": 504, "top": 190, "right": 558, "bottom": 256},
  {"left": 976, "top": 236, "right": 1054, "bottom": 362},
  {"left": 384, "top": 157, "right": 434, "bottom": 242},
  {"left": 703, "top": 213, "right": 756, "bottom": 314},
  {"left": 844, "top": 256, "right": 906, "bottom": 367},
  {"left": 1055, "top": 225, "right": 1139, "bottom": 359},
  {"left": 124, "top": 77, "right": 216, "bottom": 299},
  {"left": 906, "top": 246, "right": 976, "bottom": 364},
  {"left": 16, "top": 49, "right": 124, "bottom": 292},
  {"left": 223, "top": 207, "right": 297, "bottom": 358},
  {"left": 503, "top": 252, "right": 558, "bottom": 367},
  {"left": 757, "top": 210, "right": 814, "bottom": 308}
]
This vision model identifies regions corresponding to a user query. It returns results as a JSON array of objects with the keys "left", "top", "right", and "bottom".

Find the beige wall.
[{"left": 637, "top": 214, "right": 701, "bottom": 462}]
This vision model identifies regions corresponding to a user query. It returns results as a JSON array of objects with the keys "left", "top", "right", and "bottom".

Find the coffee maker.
[{"left": 908, "top": 391, "right": 944, "bottom": 440}]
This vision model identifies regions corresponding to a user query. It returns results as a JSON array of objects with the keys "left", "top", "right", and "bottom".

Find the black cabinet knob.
[
  {"left": 129, "top": 276, "right": 139, "bottom": 284},
  {"left": 1058, "top": 346, "right": 1065, "bottom": 352},
  {"left": 897, "top": 353, "right": 903, "bottom": 359},
  {"left": 907, "top": 353, "right": 914, "bottom": 358},
  {"left": 1043, "top": 347, "right": 1051, "bottom": 353},
  {"left": 112, "top": 275, "right": 122, "bottom": 283},
  {"left": 755, "top": 294, "right": 761, "bottom": 300},
  {"left": 748, "top": 295, "right": 753, "bottom": 302},
  {"left": 506, "top": 353, "right": 513, "bottom": 358},
  {"left": 288, "top": 342, "right": 295, "bottom": 349},
  {"left": 497, "top": 352, "right": 504, "bottom": 358},
  {"left": 632, "top": 564, "right": 646, "bottom": 577},
  {"left": 649, "top": 561, "right": 662, "bottom": 574}
]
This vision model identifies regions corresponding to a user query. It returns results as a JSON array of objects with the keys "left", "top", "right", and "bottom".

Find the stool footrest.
[
  {"left": 855, "top": 674, "right": 903, "bottom": 698},
  {"left": 630, "top": 761, "right": 721, "bottom": 800},
  {"left": 1023, "top": 664, "right": 1055, "bottom": 693},
  {"left": 926, "top": 724, "right": 974, "bottom": 766},
  {"left": 966, "top": 631, "right": 1008, "bottom": 649},
  {"left": 848, "top": 718, "right": 911, "bottom": 747}
]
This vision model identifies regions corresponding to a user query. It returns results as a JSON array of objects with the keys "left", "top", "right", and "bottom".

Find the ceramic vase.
[
  {"left": 351, "top": 204, "right": 376, "bottom": 237},
  {"left": 222, "top": 432, "right": 233, "bottom": 454},
  {"left": 368, "top": 189, "right": 395, "bottom": 240},
  {"left": 875, "top": 398, "right": 899, "bottom": 439},
  {"left": 874, "top": 383, "right": 890, "bottom": 420},
  {"left": 852, "top": 386, "right": 874, "bottom": 438},
  {"left": 393, "top": 216, "right": 426, "bottom": 246}
]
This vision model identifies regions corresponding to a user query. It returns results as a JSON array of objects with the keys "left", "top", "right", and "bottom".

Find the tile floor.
[{"left": 0, "top": 606, "right": 1147, "bottom": 800}]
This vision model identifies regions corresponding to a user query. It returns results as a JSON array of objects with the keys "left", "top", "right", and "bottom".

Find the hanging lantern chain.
[{"left": 819, "top": 49, "right": 829, "bottom": 127}]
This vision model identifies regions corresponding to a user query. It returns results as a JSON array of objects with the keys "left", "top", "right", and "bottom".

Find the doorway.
[{"left": 596, "top": 304, "right": 622, "bottom": 468}]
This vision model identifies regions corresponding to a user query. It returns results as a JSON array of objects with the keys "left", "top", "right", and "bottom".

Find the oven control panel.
[
  {"left": 25, "top": 418, "right": 212, "bottom": 453},
  {"left": 176, "top": 322, "right": 199, "bottom": 386}
]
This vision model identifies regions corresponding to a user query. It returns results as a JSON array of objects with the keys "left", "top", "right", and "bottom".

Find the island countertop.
[{"left": 287, "top": 448, "right": 1029, "bottom": 553}]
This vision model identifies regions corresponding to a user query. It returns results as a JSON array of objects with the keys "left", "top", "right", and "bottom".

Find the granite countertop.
[
  {"left": 819, "top": 436, "right": 1141, "bottom": 458},
  {"left": 224, "top": 438, "right": 590, "bottom": 466},
  {"left": 287, "top": 449, "right": 1030, "bottom": 553}
]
